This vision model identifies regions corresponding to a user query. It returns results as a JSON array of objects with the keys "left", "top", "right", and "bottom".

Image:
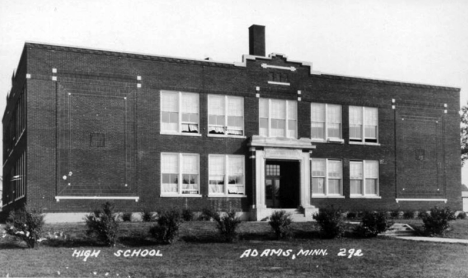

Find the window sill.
[
  {"left": 160, "top": 194, "right": 202, "bottom": 198},
  {"left": 160, "top": 132, "right": 202, "bottom": 137},
  {"left": 311, "top": 138, "right": 344, "bottom": 144},
  {"left": 208, "top": 194, "right": 247, "bottom": 198},
  {"left": 14, "top": 196, "right": 25, "bottom": 202},
  {"left": 207, "top": 134, "right": 246, "bottom": 139},
  {"left": 349, "top": 141, "right": 381, "bottom": 146},
  {"left": 312, "top": 195, "right": 345, "bottom": 199},
  {"left": 267, "top": 81, "right": 290, "bottom": 86},
  {"left": 350, "top": 195, "right": 381, "bottom": 199}
]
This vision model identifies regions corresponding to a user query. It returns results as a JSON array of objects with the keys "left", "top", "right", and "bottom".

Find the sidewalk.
[{"left": 394, "top": 236, "right": 468, "bottom": 244}]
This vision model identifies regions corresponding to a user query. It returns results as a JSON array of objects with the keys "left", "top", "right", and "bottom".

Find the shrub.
[
  {"left": 5, "top": 206, "right": 45, "bottom": 248},
  {"left": 85, "top": 202, "right": 119, "bottom": 247},
  {"left": 354, "top": 211, "right": 393, "bottom": 238},
  {"left": 346, "top": 212, "right": 357, "bottom": 220},
  {"left": 182, "top": 208, "right": 194, "bottom": 221},
  {"left": 418, "top": 211, "right": 428, "bottom": 219},
  {"left": 213, "top": 211, "right": 242, "bottom": 242},
  {"left": 198, "top": 207, "right": 216, "bottom": 221},
  {"left": 390, "top": 209, "right": 401, "bottom": 219},
  {"left": 457, "top": 211, "right": 467, "bottom": 219},
  {"left": 421, "top": 206, "right": 456, "bottom": 236},
  {"left": 269, "top": 210, "right": 293, "bottom": 240},
  {"left": 141, "top": 210, "right": 154, "bottom": 222},
  {"left": 403, "top": 210, "right": 415, "bottom": 219},
  {"left": 122, "top": 212, "right": 132, "bottom": 222},
  {"left": 314, "top": 206, "right": 344, "bottom": 239},
  {"left": 149, "top": 209, "right": 182, "bottom": 244}
]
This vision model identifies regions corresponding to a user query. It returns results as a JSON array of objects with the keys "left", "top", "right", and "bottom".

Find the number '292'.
[{"left": 338, "top": 249, "right": 363, "bottom": 258}]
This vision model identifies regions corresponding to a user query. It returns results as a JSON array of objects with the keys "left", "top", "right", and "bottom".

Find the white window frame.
[
  {"left": 310, "top": 103, "right": 344, "bottom": 143},
  {"left": 160, "top": 90, "right": 201, "bottom": 136},
  {"left": 311, "top": 158, "right": 344, "bottom": 198},
  {"left": 349, "top": 106, "right": 379, "bottom": 145},
  {"left": 208, "top": 155, "right": 246, "bottom": 197},
  {"left": 350, "top": 160, "right": 381, "bottom": 198},
  {"left": 160, "top": 153, "right": 201, "bottom": 197},
  {"left": 207, "top": 95, "right": 245, "bottom": 138},
  {"left": 259, "top": 98, "right": 297, "bottom": 138}
]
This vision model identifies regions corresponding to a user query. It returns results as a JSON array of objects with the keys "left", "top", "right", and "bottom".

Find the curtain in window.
[
  {"left": 327, "top": 105, "right": 341, "bottom": 138},
  {"left": 227, "top": 97, "right": 243, "bottom": 135},
  {"left": 270, "top": 100, "right": 286, "bottom": 137},
  {"left": 365, "top": 160, "right": 378, "bottom": 194},
  {"left": 350, "top": 161, "right": 363, "bottom": 194},
  {"left": 311, "top": 103, "right": 325, "bottom": 139},
  {"left": 328, "top": 160, "right": 342, "bottom": 195},
  {"left": 364, "top": 107, "right": 378, "bottom": 139},
  {"left": 312, "top": 178, "right": 325, "bottom": 194},
  {"left": 209, "top": 156, "right": 224, "bottom": 194},
  {"left": 312, "top": 159, "right": 326, "bottom": 177},
  {"left": 349, "top": 106, "right": 362, "bottom": 139}
]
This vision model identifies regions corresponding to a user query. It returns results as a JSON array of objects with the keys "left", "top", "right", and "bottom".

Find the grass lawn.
[{"left": 1, "top": 220, "right": 468, "bottom": 277}]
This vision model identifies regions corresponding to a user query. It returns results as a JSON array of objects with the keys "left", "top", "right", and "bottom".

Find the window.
[
  {"left": 208, "top": 95, "right": 244, "bottom": 136},
  {"left": 209, "top": 155, "right": 245, "bottom": 196},
  {"left": 350, "top": 160, "right": 379, "bottom": 197},
  {"left": 311, "top": 103, "right": 343, "bottom": 142},
  {"left": 349, "top": 106, "right": 378, "bottom": 143},
  {"left": 161, "top": 153, "right": 200, "bottom": 196},
  {"left": 161, "top": 91, "right": 199, "bottom": 134},
  {"left": 311, "top": 159, "right": 343, "bottom": 197},
  {"left": 259, "top": 99, "right": 297, "bottom": 138}
]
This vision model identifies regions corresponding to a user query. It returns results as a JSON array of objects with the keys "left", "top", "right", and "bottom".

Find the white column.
[{"left": 255, "top": 150, "right": 266, "bottom": 209}]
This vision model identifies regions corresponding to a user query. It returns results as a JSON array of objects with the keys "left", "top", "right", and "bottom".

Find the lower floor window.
[
  {"left": 311, "top": 159, "right": 343, "bottom": 197},
  {"left": 209, "top": 155, "right": 245, "bottom": 195},
  {"left": 161, "top": 153, "right": 199, "bottom": 195},
  {"left": 350, "top": 160, "right": 379, "bottom": 197}
]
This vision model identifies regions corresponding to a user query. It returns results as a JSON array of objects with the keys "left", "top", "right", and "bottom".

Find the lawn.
[{"left": 1, "top": 220, "right": 468, "bottom": 277}]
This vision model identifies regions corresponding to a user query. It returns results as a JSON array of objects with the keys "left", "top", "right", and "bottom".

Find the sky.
[{"left": 0, "top": 0, "right": 467, "bottom": 184}]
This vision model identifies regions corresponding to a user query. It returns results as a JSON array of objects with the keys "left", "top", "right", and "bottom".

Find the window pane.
[
  {"left": 365, "top": 179, "right": 377, "bottom": 195},
  {"left": 327, "top": 105, "right": 341, "bottom": 123},
  {"left": 327, "top": 123, "right": 341, "bottom": 138},
  {"left": 287, "top": 101, "right": 297, "bottom": 120},
  {"left": 350, "top": 162, "right": 363, "bottom": 179},
  {"left": 350, "top": 180, "right": 362, "bottom": 194},
  {"left": 349, "top": 106, "right": 362, "bottom": 124},
  {"left": 271, "top": 100, "right": 286, "bottom": 119},
  {"left": 312, "top": 159, "right": 326, "bottom": 177},
  {"left": 209, "top": 156, "right": 225, "bottom": 176},
  {"left": 228, "top": 156, "right": 243, "bottom": 175},
  {"left": 161, "top": 91, "right": 178, "bottom": 112},
  {"left": 328, "top": 160, "right": 342, "bottom": 178},
  {"left": 328, "top": 179, "right": 341, "bottom": 194},
  {"left": 259, "top": 118, "right": 268, "bottom": 136},
  {"left": 312, "top": 177, "right": 325, "bottom": 194},
  {"left": 349, "top": 125, "right": 362, "bottom": 139},
  {"left": 227, "top": 97, "right": 243, "bottom": 117},
  {"left": 364, "top": 107, "right": 378, "bottom": 125},
  {"left": 259, "top": 99, "right": 269, "bottom": 118},
  {"left": 182, "top": 155, "right": 198, "bottom": 174},
  {"left": 288, "top": 119, "right": 296, "bottom": 138},
  {"left": 181, "top": 93, "right": 199, "bottom": 113},
  {"left": 162, "top": 154, "right": 178, "bottom": 173},
  {"left": 365, "top": 160, "right": 379, "bottom": 178},
  {"left": 311, "top": 103, "right": 325, "bottom": 122},
  {"left": 311, "top": 122, "right": 325, "bottom": 139},
  {"left": 209, "top": 95, "right": 225, "bottom": 116}
]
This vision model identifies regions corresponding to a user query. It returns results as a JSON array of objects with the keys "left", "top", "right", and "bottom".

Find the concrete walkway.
[{"left": 394, "top": 236, "right": 468, "bottom": 244}]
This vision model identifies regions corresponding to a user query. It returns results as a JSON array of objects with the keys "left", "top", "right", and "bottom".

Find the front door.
[{"left": 265, "top": 177, "right": 281, "bottom": 208}]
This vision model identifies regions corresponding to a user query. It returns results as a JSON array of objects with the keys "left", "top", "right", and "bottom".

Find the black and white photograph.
[{"left": 0, "top": 0, "right": 467, "bottom": 277}]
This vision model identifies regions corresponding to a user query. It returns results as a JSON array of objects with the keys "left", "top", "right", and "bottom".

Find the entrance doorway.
[{"left": 265, "top": 160, "right": 300, "bottom": 208}]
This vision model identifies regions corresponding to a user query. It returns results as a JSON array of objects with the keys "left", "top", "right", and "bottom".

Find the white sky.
[{"left": 1, "top": 0, "right": 467, "bottom": 184}]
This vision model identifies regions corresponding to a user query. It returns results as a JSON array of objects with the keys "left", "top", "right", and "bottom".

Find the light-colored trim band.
[
  {"left": 55, "top": 196, "right": 139, "bottom": 202},
  {"left": 396, "top": 198, "right": 447, "bottom": 203}
]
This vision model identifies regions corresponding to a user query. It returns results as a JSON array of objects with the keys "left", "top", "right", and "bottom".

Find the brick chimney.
[{"left": 249, "top": 25, "right": 265, "bottom": 56}]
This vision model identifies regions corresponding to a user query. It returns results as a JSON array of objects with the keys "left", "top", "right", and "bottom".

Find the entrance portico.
[{"left": 248, "top": 136, "right": 317, "bottom": 221}]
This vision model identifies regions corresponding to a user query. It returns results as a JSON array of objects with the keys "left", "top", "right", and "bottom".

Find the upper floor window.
[
  {"left": 311, "top": 103, "right": 343, "bottom": 142},
  {"left": 208, "top": 95, "right": 244, "bottom": 136},
  {"left": 349, "top": 106, "right": 378, "bottom": 143},
  {"left": 161, "top": 91, "right": 199, "bottom": 134},
  {"left": 350, "top": 160, "right": 379, "bottom": 197},
  {"left": 259, "top": 99, "right": 297, "bottom": 138},
  {"left": 209, "top": 155, "right": 245, "bottom": 196},
  {"left": 311, "top": 159, "right": 343, "bottom": 197},
  {"left": 161, "top": 153, "right": 200, "bottom": 196}
]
